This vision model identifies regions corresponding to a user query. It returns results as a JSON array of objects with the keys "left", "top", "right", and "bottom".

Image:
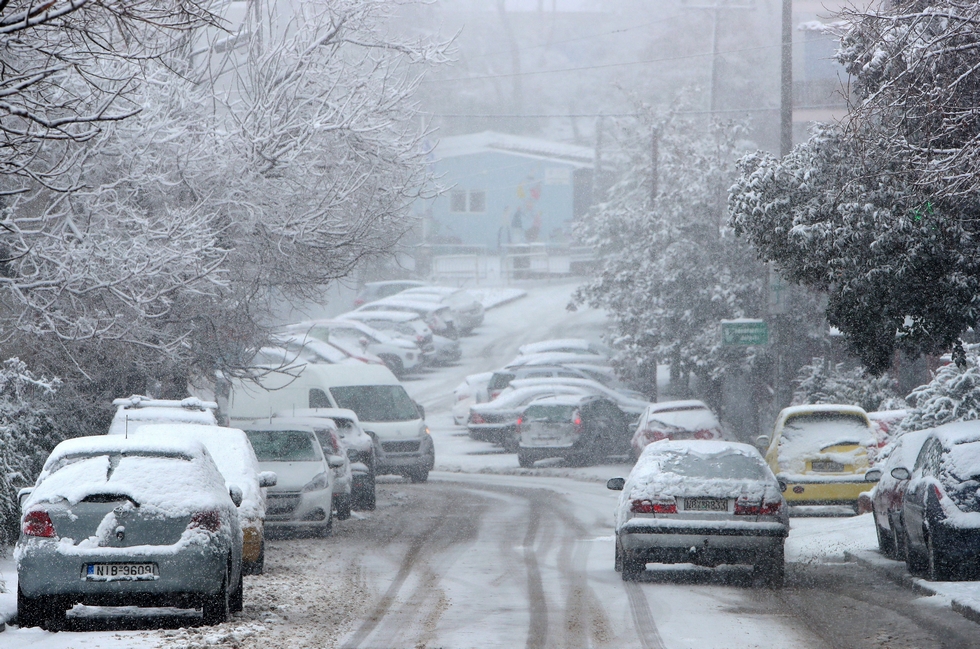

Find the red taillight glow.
[
  {"left": 933, "top": 484, "right": 944, "bottom": 500},
  {"left": 354, "top": 298, "right": 365, "bottom": 307},
  {"left": 190, "top": 511, "right": 221, "bottom": 532},
  {"left": 516, "top": 416, "right": 523, "bottom": 427},
  {"left": 470, "top": 413, "right": 485, "bottom": 424},
  {"left": 572, "top": 410, "right": 582, "bottom": 426},
  {"left": 489, "top": 390, "right": 502, "bottom": 400},
  {"left": 23, "top": 510, "right": 55, "bottom": 537},
  {"left": 693, "top": 429, "right": 715, "bottom": 440},
  {"left": 735, "top": 501, "right": 782, "bottom": 516},
  {"left": 631, "top": 499, "right": 677, "bottom": 514},
  {"left": 643, "top": 429, "right": 668, "bottom": 442}
]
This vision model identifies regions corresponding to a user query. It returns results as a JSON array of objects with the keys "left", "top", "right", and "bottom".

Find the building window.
[
  {"left": 468, "top": 190, "right": 486, "bottom": 213},
  {"left": 450, "top": 190, "right": 467, "bottom": 213}
]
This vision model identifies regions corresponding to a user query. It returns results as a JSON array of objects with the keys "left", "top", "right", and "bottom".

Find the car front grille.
[
  {"left": 266, "top": 493, "right": 301, "bottom": 516},
  {"left": 382, "top": 440, "right": 421, "bottom": 454}
]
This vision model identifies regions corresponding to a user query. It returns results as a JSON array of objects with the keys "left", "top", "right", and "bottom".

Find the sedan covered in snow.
[
  {"left": 608, "top": 440, "right": 788, "bottom": 585},
  {"left": 869, "top": 428, "right": 932, "bottom": 558},
  {"left": 630, "top": 400, "right": 725, "bottom": 457},
  {"left": 517, "top": 394, "right": 629, "bottom": 467},
  {"left": 16, "top": 436, "right": 244, "bottom": 629}
]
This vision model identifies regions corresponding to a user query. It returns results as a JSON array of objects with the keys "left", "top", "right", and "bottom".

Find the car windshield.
[
  {"left": 245, "top": 430, "right": 320, "bottom": 462},
  {"left": 658, "top": 451, "right": 770, "bottom": 481},
  {"left": 523, "top": 404, "right": 577, "bottom": 422},
  {"left": 329, "top": 385, "right": 419, "bottom": 422}
]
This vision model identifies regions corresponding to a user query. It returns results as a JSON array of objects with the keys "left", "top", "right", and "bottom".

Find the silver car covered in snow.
[
  {"left": 608, "top": 440, "right": 788, "bottom": 585},
  {"left": 16, "top": 435, "right": 244, "bottom": 629}
]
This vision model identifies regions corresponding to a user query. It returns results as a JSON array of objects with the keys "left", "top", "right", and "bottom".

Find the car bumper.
[
  {"left": 619, "top": 521, "right": 787, "bottom": 565},
  {"left": 265, "top": 489, "right": 332, "bottom": 527},
  {"left": 17, "top": 539, "right": 227, "bottom": 604},
  {"left": 780, "top": 478, "right": 871, "bottom": 505},
  {"left": 376, "top": 435, "right": 435, "bottom": 474}
]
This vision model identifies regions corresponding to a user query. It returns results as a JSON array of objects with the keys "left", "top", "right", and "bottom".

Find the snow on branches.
[
  {"left": 792, "top": 357, "right": 905, "bottom": 414},
  {"left": 903, "top": 354, "right": 980, "bottom": 433}
]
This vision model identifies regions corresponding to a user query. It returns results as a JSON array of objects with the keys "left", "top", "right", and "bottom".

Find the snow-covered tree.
[
  {"left": 729, "top": 1, "right": 980, "bottom": 374},
  {"left": 792, "top": 357, "right": 905, "bottom": 414},
  {"left": 902, "top": 354, "right": 980, "bottom": 433}
]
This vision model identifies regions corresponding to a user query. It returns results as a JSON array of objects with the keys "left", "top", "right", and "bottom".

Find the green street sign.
[{"left": 721, "top": 319, "right": 768, "bottom": 346}]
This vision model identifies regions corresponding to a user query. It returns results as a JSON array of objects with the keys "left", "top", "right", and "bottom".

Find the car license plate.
[
  {"left": 85, "top": 563, "right": 158, "bottom": 581},
  {"left": 685, "top": 497, "right": 728, "bottom": 512},
  {"left": 811, "top": 460, "right": 844, "bottom": 472}
]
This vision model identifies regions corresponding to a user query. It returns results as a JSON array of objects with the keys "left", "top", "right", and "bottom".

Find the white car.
[
  {"left": 518, "top": 339, "right": 613, "bottom": 358},
  {"left": 452, "top": 372, "right": 494, "bottom": 425},
  {"left": 273, "top": 332, "right": 385, "bottom": 367},
  {"left": 285, "top": 319, "right": 422, "bottom": 376},
  {"left": 273, "top": 415, "right": 354, "bottom": 520},
  {"left": 630, "top": 400, "right": 726, "bottom": 458},
  {"left": 508, "top": 377, "right": 651, "bottom": 421},
  {"left": 399, "top": 286, "right": 485, "bottom": 333},
  {"left": 607, "top": 440, "right": 788, "bottom": 585},
  {"left": 108, "top": 395, "right": 218, "bottom": 436},
  {"left": 338, "top": 310, "right": 434, "bottom": 354},
  {"left": 239, "top": 422, "right": 339, "bottom": 537},
  {"left": 356, "top": 298, "right": 457, "bottom": 339}
]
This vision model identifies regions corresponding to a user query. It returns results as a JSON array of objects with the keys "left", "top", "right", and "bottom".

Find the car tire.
[
  {"left": 754, "top": 545, "right": 785, "bottom": 588},
  {"left": 336, "top": 494, "right": 353, "bottom": 520},
  {"left": 621, "top": 552, "right": 643, "bottom": 581},
  {"left": 408, "top": 468, "right": 429, "bottom": 483},
  {"left": 380, "top": 355, "right": 404, "bottom": 376},
  {"left": 874, "top": 508, "right": 896, "bottom": 558},
  {"left": 518, "top": 450, "right": 535, "bottom": 469},
  {"left": 353, "top": 469, "right": 377, "bottom": 511},
  {"left": 927, "top": 533, "right": 954, "bottom": 581},
  {"left": 502, "top": 430, "right": 519, "bottom": 453},
  {"left": 202, "top": 566, "right": 230, "bottom": 625},
  {"left": 231, "top": 568, "right": 244, "bottom": 613},
  {"left": 614, "top": 537, "right": 623, "bottom": 573},
  {"left": 905, "top": 530, "right": 928, "bottom": 576},
  {"left": 16, "top": 586, "right": 45, "bottom": 628}
]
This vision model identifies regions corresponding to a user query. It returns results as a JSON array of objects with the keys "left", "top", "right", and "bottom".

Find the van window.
[
  {"left": 310, "top": 389, "right": 331, "bottom": 409},
  {"left": 329, "top": 385, "right": 419, "bottom": 422}
]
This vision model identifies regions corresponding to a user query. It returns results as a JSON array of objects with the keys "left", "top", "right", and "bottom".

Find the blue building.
[{"left": 421, "top": 131, "right": 595, "bottom": 251}]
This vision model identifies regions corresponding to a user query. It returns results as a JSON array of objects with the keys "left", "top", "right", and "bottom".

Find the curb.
[{"left": 844, "top": 549, "right": 980, "bottom": 625}]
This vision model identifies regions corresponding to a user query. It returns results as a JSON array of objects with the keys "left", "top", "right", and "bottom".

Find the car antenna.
[{"left": 125, "top": 414, "right": 129, "bottom": 439}]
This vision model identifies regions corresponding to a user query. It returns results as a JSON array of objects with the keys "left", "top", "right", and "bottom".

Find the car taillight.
[
  {"left": 23, "top": 510, "right": 56, "bottom": 537},
  {"left": 470, "top": 412, "right": 485, "bottom": 424},
  {"left": 693, "top": 429, "right": 715, "bottom": 440},
  {"left": 642, "top": 428, "right": 668, "bottom": 442},
  {"left": 489, "top": 390, "right": 502, "bottom": 400},
  {"left": 933, "top": 484, "right": 944, "bottom": 500},
  {"left": 735, "top": 501, "right": 782, "bottom": 515},
  {"left": 631, "top": 498, "right": 676, "bottom": 514},
  {"left": 190, "top": 511, "right": 221, "bottom": 532}
]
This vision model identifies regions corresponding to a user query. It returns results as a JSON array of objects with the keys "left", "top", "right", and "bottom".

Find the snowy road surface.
[{"left": 3, "top": 282, "right": 980, "bottom": 648}]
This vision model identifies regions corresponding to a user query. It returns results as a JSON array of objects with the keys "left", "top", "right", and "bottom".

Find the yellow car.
[{"left": 761, "top": 404, "right": 878, "bottom": 509}]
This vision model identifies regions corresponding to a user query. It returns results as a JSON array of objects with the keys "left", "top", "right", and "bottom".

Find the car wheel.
[
  {"left": 754, "top": 545, "right": 785, "bottom": 588},
  {"left": 927, "top": 533, "right": 954, "bottom": 581},
  {"left": 336, "top": 494, "right": 352, "bottom": 520},
  {"left": 408, "top": 468, "right": 429, "bottom": 483},
  {"left": 40, "top": 603, "right": 67, "bottom": 632},
  {"left": 874, "top": 508, "right": 896, "bottom": 558},
  {"left": 614, "top": 537, "right": 623, "bottom": 573},
  {"left": 202, "top": 565, "right": 230, "bottom": 625},
  {"left": 380, "top": 354, "right": 404, "bottom": 376},
  {"left": 252, "top": 542, "right": 265, "bottom": 575},
  {"left": 518, "top": 450, "right": 535, "bottom": 469},
  {"left": 621, "top": 552, "right": 643, "bottom": 581},
  {"left": 905, "top": 529, "right": 927, "bottom": 576},
  {"left": 502, "top": 430, "right": 519, "bottom": 453},
  {"left": 16, "top": 586, "right": 45, "bottom": 628},
  {"left": 353, "top": 473, "right": 376, "bottom": 511},
  {"left": 231, "top": 568, "right": 244, "bottom": 613}
]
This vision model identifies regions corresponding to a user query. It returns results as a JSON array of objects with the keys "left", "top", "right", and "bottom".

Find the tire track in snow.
[
  {"left": 624, "top": 583, "right": 666, "bottom": 649},
  {"left": 523, "top": 498, "right": 550, "bottom": 649}
]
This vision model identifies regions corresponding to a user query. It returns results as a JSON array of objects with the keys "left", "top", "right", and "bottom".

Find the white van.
[{"left": 227, "top": 364, "right": 434, "bottom": 482}]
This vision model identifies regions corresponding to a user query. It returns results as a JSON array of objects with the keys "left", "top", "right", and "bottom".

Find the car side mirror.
[
  {"left": 327, "top": 455, "right": 346, "bottom": 469},
  {"left": 229, "top": 484, "right": 244, "bottom": 507},
  {"left": 755, "top": 435, "right": 770, "bottom": 449},
  {"left": 891, "top": 467, "right": 911, "bottom": 481},
  {"left": 606, "top": 477, "right": 625, "bottom": 491},
  {"left": 259, "top": 471, "right": 277, "bottom": 488},
  {"left": 864, "top": 468, "right": 882, "bottom": 482},
  {"left": 18, "top": 487, "right": 33, "bottom": 508},
  {"left": 415, "top": 401, "right": 425, "bottom": 420}
]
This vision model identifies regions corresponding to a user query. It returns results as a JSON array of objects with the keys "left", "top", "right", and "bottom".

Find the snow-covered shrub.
[
  {"left": 792, "top": 358, "right": 905, "bottom": 413},
  {"left": 0, "top": 358, "right": 60, "bottom": 547},
  {"left": 902, "top": 355, "right": 980, "bottom": 432}
]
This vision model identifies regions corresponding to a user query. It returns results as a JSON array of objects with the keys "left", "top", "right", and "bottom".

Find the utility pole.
[{"left": 780, "top": 0, "right": 793, "bottom": 156}]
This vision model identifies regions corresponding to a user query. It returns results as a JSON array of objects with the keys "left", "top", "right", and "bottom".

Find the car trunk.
[{"left": 47, "top": 497, "right": 190, "bottom": 547}]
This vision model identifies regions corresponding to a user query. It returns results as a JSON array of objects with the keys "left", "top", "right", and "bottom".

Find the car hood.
[{"left": 257, "top": 461, "right": 326, "bottom": 491}]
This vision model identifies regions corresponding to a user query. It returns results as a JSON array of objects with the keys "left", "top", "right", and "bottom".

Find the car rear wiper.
[{"left": 81, "top": 493, "right": 140, "bottom": 507}]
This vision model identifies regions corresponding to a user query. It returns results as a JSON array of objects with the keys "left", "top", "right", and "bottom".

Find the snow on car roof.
[
  {"left": 107, "top": 404, "right": 218, "bottom": 436},
  {"left": 648, "top": 400, "right": 710, "bottom": 413},
  {"left": 505, "top": 351, "right": 609, "bottom": 368},
  {"left": 275, "top": 407, "right": 361, "bottom": 424},
  {"left": 518, "top": 339, "right": 594, "bottom": 355},
  {"left": 779, "top": 403, "right": 870, "bottom": 421},
  {"left": 31, "top": 435, "right": 229, "bottom": 514},
  {"left": 369, "top": 298, "right": 449, "bottom": 313},
  {"left": 524, "top": 393, "right": 598, "bottom": 407},
  {"left": 130, "top": 424, "right": 265, "bottom": 521},
  {"left": 868, "top": 409, "right": 908, "bottom": 421},
  {"left": 929, "top": 420, "right": 980, "bottom": 448},
  {"left": 112, "top": 395, "right": 218, "bottom": 411},
  {"left": 340, "top": 310, "right": 423, "bottom": 323},
  {"left": 775, "top": 407, "right": 874, "bottom": 473},
  {"left": 477, "top": 385, "right": 588, "bottom": 411},
  {"left": 363, "top": 280, "right": 428, "bottom": 289},
  {"left": 510, "top": 377, "right": 650, "bottom": 410}
]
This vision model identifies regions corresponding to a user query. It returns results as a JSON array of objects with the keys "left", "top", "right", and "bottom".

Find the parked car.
[
  {"left": 517, "top": 394, "right": 629, "bottom": 467},
  {"left": 274, "top": 332, "right": 384, "bottom": 366},
  {"left": 901, "top": 422, "right": 980, "bottom": 580},
  {"left": 357, "top": 298, "right": 458, "bottom": 340},
  {"left": 468, "top": 384, "right": 591, "bottom": 449},
  {"left": 338, "top": 310, "right": 434, "bottom": 353},
  {"left": 284, "top": 320, "right": 422, "bottom": 376},
  {"left": 508, "top": 377, "right": 650, "bottom": 423},
  {"left": 486, "top": 365, "right": 603, "bottom": 400},
  {"left": 453, "top": 372, "right": 495, "bottom": 425},
  {"left": 761, "top": 404, "right": 878, "bottom": 510},
  {"left": 353, "top": 280, "right": 428, "bottom": 308},
  {"left": 518, "top": 338, "right": 613, "bottom": 358},
  {"left": 431, "top": 334, "right": 462, "bottom": 365},
  {"left": 272, "top": 415, "right": 353, "bottom": 520},
  {"left": 239, "top": 422, "right": 338, "bottom": 537},
  {"left": 607, "top": 440, "right": 788, "bottom": 585},
  {"left": 228, "top": 363, "right": 433, "bottom": 483},
  {"left": 17, "top": 435, "right": 244, "bottom": 629},
  {"left": 119, "top": 423, "right": 276, "bottom": 575},
  {"left": 867, "top": 409, "right": 909, "bottom": 463},
  {"left": 630, "top": 400, "right": 725, "bottom": 458},
  {"left": 273, "top": 408, "right": 377, "bottom": 510},
  {"left": 505, "top": 351, "right": 610, "bottom": 370},
  {"left": 400, "top": 286, "right": 485, "bottom": 333},
  {"left": 869, "top": 429, "right": 932, "bottom": 558},
  {"left": 108, "top": 395, "right": 218, "bottom": 436}
]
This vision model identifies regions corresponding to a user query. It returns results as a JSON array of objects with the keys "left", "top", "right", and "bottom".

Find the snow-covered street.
[{"left": 4, "top": 282, "right": 980, "bottom": 649}]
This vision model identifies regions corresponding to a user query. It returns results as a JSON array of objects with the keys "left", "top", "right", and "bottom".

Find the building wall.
[{"left": 425, "top": 151, "right": 580, "bottom": 250}]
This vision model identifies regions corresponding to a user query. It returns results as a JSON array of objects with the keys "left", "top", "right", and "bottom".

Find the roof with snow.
[{"left": 432, "top": 131, "right": 594, "bottom": 168}]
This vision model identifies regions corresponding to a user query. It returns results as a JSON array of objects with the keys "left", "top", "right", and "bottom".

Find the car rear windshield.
[
  {"left": 659, "top": 452, "right": 770, "bottom": 481},
  {"left": 329, "top": 385, "right": 419, "bottom": 422},
  {"left": 781, "top": 412, "right": 871, "bottom": 446},
  {"left": 523, "top": 404, "right": 577, "bottom": 423},
  {"left": 488, "top": 373, "right": 516, "bottom": 390},
  {"left": 245, "top": 430, "right": 320, "bottom": 462}
]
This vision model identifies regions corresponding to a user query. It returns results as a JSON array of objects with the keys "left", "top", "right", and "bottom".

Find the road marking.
[{"left": 625, "top": 582, "right": 666, "bottom": 649}]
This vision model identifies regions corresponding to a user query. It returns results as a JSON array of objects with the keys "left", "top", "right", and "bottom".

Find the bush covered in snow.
[
  {"left": 902, "top": 355, "right": 980, "bottom": 433},
  {"left": 0, "top": 359, "right": 60, "bottom": 546},
  {"left": 792, "top": 358, "right": 905, "bottom": 413}
]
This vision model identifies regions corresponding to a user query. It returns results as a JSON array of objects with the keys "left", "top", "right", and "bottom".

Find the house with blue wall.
[{"left": 421, "top": 131, "right": 594, "bottom": 251}]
